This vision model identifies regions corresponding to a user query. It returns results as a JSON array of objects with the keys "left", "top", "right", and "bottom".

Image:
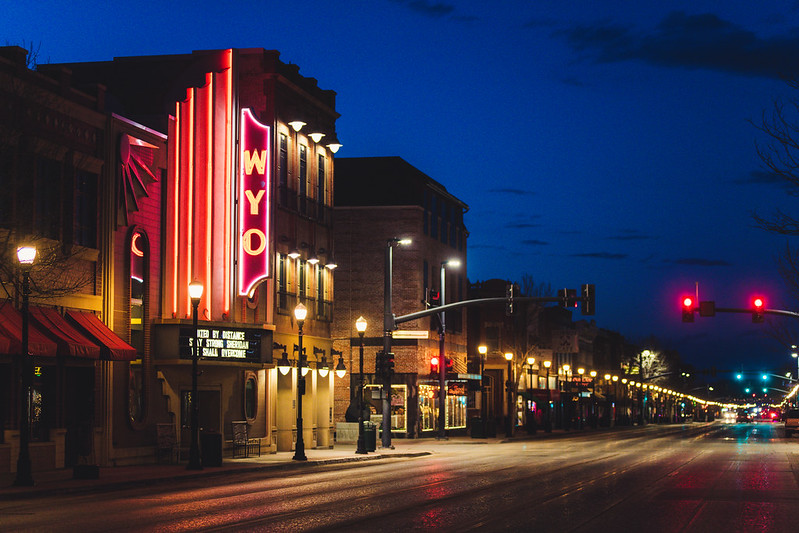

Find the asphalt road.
[{"left": 2, "top": 422, "right": 798, "bottom": 532}]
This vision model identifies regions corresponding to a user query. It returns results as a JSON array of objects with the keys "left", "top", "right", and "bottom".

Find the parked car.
[{"left": 784, "top": 409, "right": 799, "bottom": 437}]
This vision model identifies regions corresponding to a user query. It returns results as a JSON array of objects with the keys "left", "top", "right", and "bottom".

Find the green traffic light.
[{"left": 736, "top": 374, "right": 742, "bottom": 380}]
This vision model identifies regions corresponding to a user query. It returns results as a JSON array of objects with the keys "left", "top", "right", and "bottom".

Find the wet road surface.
[{"left": 2, "top": 422, "right": 798, "bottom": 532}]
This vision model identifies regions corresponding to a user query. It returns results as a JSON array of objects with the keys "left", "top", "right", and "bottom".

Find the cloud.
[
  {"left": 557, "top": 11, "right": 799, "bottom": 78},
  {"left": 734, "top": 170, "right": 799, "bottom": 195},
  {"left": 391, "top": 0, "right": 455, "bottom": 17},
  {"left": 571, "top": 252, "right": 628, "bottom": 260},
  {"left": 607, "top": 230, "right": 657, "bottom": 241},
  {"left": 670, "top": 258, "right": 733, "bottom": 267},
  {"left": 505, "top": 221, "right": 541, "bottom": 229},
  {"left": 521, "top": 239, "right": 549, "bottom": 246},
  {"left": 489, "top": 188, "right": 536, "bottom": 196}
]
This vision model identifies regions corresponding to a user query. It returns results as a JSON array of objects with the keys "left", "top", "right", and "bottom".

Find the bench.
[
  {"left": 156, "top": 423, "right": 177, "bottom": 464},
  {"left": 232, "top": 421, "right": 260, "bottom": 458}
]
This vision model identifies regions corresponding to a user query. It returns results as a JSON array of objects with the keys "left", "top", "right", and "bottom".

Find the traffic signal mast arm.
[
  {"left": 711, "top": 307, "right": 799, "bottom": 319},
  {"left": 394, "top": 295, "right": 574, "bottom": 327}
]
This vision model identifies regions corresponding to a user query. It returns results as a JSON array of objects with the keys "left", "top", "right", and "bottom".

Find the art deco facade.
[{"left": 62, "top": 48, "right": 342, "bottom": 457}]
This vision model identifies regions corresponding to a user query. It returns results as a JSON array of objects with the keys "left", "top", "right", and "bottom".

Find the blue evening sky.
[{"left": 5, "top": 1, "right": 799, "bottom": 376}]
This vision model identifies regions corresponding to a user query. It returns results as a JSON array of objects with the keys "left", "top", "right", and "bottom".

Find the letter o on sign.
[{"left": 242, "top": 228, "right": 267, "bottom": 256}]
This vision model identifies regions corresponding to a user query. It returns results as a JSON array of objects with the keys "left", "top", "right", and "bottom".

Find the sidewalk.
[
  {"left": 0, "top": 436, "right": 493, "bottom": 501},
  {"left": 0, "top": 424, "right": 672, "bottom": 500}
]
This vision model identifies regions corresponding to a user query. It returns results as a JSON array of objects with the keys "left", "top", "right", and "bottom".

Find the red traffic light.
[
  {"left": 752, "top": 296, "right": 765, "bottom": 323},
  {"left": 681, "top": 296, "right": 695, "bottom": 323},
  {"left": 430, "top": 356, "right": 440, "bottom": 373}
]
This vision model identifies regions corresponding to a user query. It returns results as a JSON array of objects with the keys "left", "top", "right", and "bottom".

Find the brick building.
[
  {"left": 332, "top": 157, "right": 470, "bottom": 438},
  {"left": 0, "top": 46, "right": 156, "bottom": 474}
]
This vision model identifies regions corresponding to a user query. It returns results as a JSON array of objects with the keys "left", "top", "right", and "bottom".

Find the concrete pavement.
[{"left": 0, "top": 423, "right": 678, "bottom": 501}]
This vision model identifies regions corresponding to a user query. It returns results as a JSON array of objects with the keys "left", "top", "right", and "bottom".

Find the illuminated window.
[
  {"left": 128, "top": 229, "right": 147, "bottom": 426},
  {"left": 129, "top": 230, "right": 147, "bottom": 355},
  {"left": 279, "top": 132, "right": 288, "bottom": 206},
  {"left": 317, "top": 154, "right": 325, "bottom": 205}
]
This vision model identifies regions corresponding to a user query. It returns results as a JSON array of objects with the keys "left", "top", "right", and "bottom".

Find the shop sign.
[
  {"left": 447, "top": 382, "right": 467, "bottom": 396},
  {"left": 180, "top": 326, "right": 264, "bottom": 363},
  {"left": 238, "top": 108, "right": 271, "bottom": 296}
]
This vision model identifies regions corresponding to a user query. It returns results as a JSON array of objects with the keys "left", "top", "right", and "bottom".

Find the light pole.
[
  {"left": 438, "top": 259, "right": 460, "bottom": 440},
  {"left": 187, "top": 279, "right": 204, "bottom": 470},
  {"left": 293, "top": 303, "right": 308, "bottom": 461},
  {"left": 543, "top": 360, "right": 552, "bottom": 432},
  {"left": 612, "top": 375, "right": 619, "bottom": 425},
  {"left": 505, "top": 352, "right": 514, "bottom": 437},
  {"left": 382, "top": 237, "right": 411, "bottom": 449},
  {"left": 478, "top": 345, "right": 487, "bottom": 436},
  {"left": 792, "top": 346, "right": 798, "bottom": 408},
  {"left": 589, "top": 370, "right": 597, "bottom": 428},
  {"left": 355, "top": 316, "right": 368, "bottom": 454},
  {"left": 14, "top": 245, "right": 36, "bottom": 487},
  {"left": 527, "top": 356, "right": 536, "bottom": 433},
  {"left": 562, "top": 364, "right": 571, "bottom": 430},
  {"left": 577, "top": 368, "right": 585, "bottom": 429}
]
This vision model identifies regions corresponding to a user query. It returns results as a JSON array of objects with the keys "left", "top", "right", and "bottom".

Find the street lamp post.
[
  {"left": 577, "top": 367, "right": 585, "bottom": 429},
  {"left": 562, "top": 364, "right": 571, "bottom": 430},
  {"left": 478, "top": 345, "right": 487, "bottom": 436},
  {"left": 792, "top": 346, "right": 798, "bottom": 408},
  {"left": 14, "top": 245, "right": 36, "bottom": 487},
  {"left": 187, "top": 280, "right": 204, "bottom": 470},
  {"left": 527, "top": 356, "right": 536, "bottom": 434},
  {"left": 355, "top": 316, "right": 368, "bottom": 455},
  {"left": 382, "top": 237, "right": 411, "bottom": 449},
  {"left": 589, "top": 370, "right": 598, "bottom": 428},
  {"left": 437, "top": 259, "right": 460, "bottom": 440},
  {"left": 544, "top": 360, "right": 552, "bottom": 432},
  {"left": 293, "top": 303, "right": 308, "bottom": 461},
  {"left": 505, "top": 352, "right": 514, "bottom": 438}
]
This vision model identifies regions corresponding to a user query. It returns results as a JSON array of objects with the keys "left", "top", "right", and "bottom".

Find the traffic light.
[
  {"left": 681, "top": 296, "right": 695, "bottom": 323},
  {"left": 505, "top": 284, "right": 514, "bottom": 316},
  {"left": 752, "top": 296, "right": 765, "bottom": 323},
  {"left": 430, "top": 355, "right": 440, "bottom": 374},
  {"left": 428, "top": 289, "right": 440, "bottom": 308},
  {"left": 375, "top": 351, "right": 385, "bottom": 376},
  {"left": 445, "top": 357, "right": 454, "bottom": 374},
  {"left": 581, "top": 283, "right": 595, "bottom": 315},
  {"left": 385, "top": 352, "right": 395, "bottom": 376}
]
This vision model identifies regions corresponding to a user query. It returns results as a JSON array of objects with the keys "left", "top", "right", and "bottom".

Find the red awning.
[
  {"left": 0, "top": 329, "right": 10, "bottom": 354},
  {"left": 30, "top": 307, "right": 101, "bottom": 359},
  {"left": 0, "top": 301, "right": 58, "bottom": 356},
  {"left": 66, "top": 310, "right": 138, "bottom": 361}
]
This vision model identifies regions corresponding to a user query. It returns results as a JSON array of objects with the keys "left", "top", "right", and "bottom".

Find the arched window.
[
  {"left": 128, "top": 228, "right": 148, "bottom": 426},
  {"left": 243, "top": 371, "right": 258, "bottom": 423}
]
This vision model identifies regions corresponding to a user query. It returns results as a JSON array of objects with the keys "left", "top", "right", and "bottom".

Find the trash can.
[
  {"left": 363, "top": 421, "right": 377, "bottom": 452},
  {"left": 470, "top": 417, "right": 484, "bottom": 438},
  {"left": 200, "top": 432, "right": 223, "bottom": 467}
]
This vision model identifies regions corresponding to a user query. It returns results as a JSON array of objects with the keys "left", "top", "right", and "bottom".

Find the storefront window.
[
  {"left": 363, "top": 384, "right": 407, "bottom": 433},
  {"left": 128, "top": 364, "right": 143, "bottom": 425},
  {"left": 419, "top": 382, "right": 468, "bottom": 432}
]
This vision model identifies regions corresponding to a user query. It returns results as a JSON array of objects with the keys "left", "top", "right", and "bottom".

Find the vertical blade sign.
[{"left": 238, "top": 108, "right": 271, "bottom": 296}]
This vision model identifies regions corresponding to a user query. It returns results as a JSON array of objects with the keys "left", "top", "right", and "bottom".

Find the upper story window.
[
  {"left": 34, "top": 157, "right": 62, "bottom": 240},
  {"left": 74, "top": 169, "right": 98, "bottom": 248},
  {"left": 279, "top": 132, "right": 288, "bottom": 206},
  {"left": 317, "top": 154, "right": 326, "bottom": 205},
  {"left": 299, "top": 145, "right": 307, "bottom": 198}
]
